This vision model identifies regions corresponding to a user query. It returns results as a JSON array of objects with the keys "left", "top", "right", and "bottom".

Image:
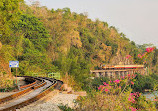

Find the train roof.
[{"left": 103, "top": 65, "right": 144, "bottom": 69}]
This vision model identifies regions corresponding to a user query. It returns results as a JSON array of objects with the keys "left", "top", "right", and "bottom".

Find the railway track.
[{"left": 0, "top": 76, "right": 63, "bottom": 111}]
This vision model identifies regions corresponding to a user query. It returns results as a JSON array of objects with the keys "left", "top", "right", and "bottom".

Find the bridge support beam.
[
  {"left": 107, "top": 72, "right": 111, "bottom": 78},
  {"left": 96, "top": 72, "right": 100, "bottom": 77},
  {"left": 101, "top": 72, "right": 105, "bottom": 77}
]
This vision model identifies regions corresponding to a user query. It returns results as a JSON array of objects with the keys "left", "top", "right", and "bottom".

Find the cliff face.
[{"left": 111, "top": 49, "right": 134, "bottom": 65}]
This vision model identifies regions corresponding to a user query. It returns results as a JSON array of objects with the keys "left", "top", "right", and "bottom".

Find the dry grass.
[
  {"left": 0, "top": 55, "right": 14, "bottom": 89},
  {"left": 61, "top": 72, "right": 82, "bottom": 91},
  {"left": 76, "top": 91, "right": 157, "bottom": 111},
  {"left": 76, "top": 93, "right": 130, "bottom": 111},
  {"left": 0, "top": 72, "right": 14, "bottom": 89}
]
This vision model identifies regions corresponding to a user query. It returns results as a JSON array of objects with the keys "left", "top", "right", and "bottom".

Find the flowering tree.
[
  {"left": 98, "top": 74, "right": 136, "bottom": 94},
  {"left": 97, "top": 73, "right": 157, "bottom": 110},
  {"left": 137, "top": 47, "right": 155, "bottom": 65},
  {"left": 126, "top": 47, "right": 155, "bottom": 62},
  {"left": 126, "top": 47, "right": 155, "bottom": 75}
]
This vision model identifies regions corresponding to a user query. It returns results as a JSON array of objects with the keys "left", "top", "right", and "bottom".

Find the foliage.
[
  {"left": 132, "top": 74, "right": 158, "bottom": 92},
  {"left": 58, "top": 104, "right": 74, "bottom": 111},
  {"left": 0, "top": 71, "right": 14, "bottom": 89},
  {"left": 76, "top": 89, "right": 156, "bottom": 111},
  {"left": 76, "top": 76, "right": 157, "bottom": 111},
  {"left": 0, "top": 0, "right": 23, "bottom": 42},
  {"left": 88, "top": 77, "right": 109, "bottom": 91},
  {"left": 13, "top": 14, "right": 49, "bottom": 50}
]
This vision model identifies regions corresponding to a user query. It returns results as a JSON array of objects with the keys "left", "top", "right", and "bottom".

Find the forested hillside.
[{"left": 0, "top": 0, "right": 157, "bottom": 88}]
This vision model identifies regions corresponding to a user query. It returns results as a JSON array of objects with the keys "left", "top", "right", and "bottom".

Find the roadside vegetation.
[
  {"left": 75, "top": 76, "right": 157, "bottom": 111},
  {"left": 85, "top": 73, "right": 158, "bottom": 93}
]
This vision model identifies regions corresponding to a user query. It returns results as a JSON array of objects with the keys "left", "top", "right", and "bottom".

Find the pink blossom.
[
  {"left": 105, "top": 89, "right": 108, "bottom": 92},
  {"left": 113, "top": 79, "right": 120, "bottom": 84},
  {"left": 129, "top": 92, "right": 141, "bottom": 103},
  {"left": 119, "top": 86, "right": 121, "bottom": 89},
  {"left": 142, "top": 52, "right": 147, "bottom": 57},
  {"left": 137, "top": 54, "right": 142, "bottom": 58},
  {"left": 131, "top": 81, "right": 134, "bottom": 85},
  {"left": 98, "top": 87, "right": 101, "bottom": 90},
  {"left": 146, "top": 47, "right": 154, "bottom": 53},
  {"left": 129, "top": 107, "right": 137, "bottom": 111},
  {"left": 126, "top": 55, "right": 131, "bottom": 59},
  {"left": 100, "top": 85, "right": 104, "bottom": 87},
  {"left": 110, "top": 80, "right": 112, "bottom": 82},
  {"left": 98, "top": 85, "right": 104, "bottom": 90},
  {"left": 128, "top": 97, "right": 135, "bottom": 102},
  {"left": 103, "top": 82, "right": 107, "bottom": 85},
  {"left": 130, "top": 93, "right": 133, "bottom": 96},
  {"left": 132, "top": 74, "right": 137, "bottom": 78}
]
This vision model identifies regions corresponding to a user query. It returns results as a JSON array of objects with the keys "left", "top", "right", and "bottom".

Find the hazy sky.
[{"left": 25, "top": 0, "right": 158, "bottom": 47}]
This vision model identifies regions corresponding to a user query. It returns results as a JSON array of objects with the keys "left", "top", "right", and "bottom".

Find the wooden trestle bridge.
[{"left": 90, "top": 65, "right": 147, "bottom": 78}]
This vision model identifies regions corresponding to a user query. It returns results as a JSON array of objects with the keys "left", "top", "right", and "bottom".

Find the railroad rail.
[
  {"left": 0, "top": 76, "right": 44, "bottom": 104},
  {"left": 0, "top": 76, "right": 63, "bottom": 111},
  {"left": 19, "top": 77, "right": 37, "bottom": 89}
]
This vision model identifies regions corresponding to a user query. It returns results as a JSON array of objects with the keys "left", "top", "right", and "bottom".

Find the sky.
[{"left": 25, "top": 0, "right": 158, "bottom": 47}]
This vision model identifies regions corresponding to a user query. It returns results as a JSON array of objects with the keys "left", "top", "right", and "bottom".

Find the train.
[{"left": 101, "top": 65, "right": 144, "bottom": 70}]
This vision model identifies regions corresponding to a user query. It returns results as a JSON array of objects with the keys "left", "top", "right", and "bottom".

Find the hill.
[{"left": 0, "top": 0, "right": 157, "bottom": 89}]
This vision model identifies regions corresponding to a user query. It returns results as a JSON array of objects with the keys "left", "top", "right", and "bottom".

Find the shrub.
[{"left": 76, "top": 76, "right": 157, "bottom": 111}]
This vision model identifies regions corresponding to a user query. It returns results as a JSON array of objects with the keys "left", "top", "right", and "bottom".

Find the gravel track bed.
[
  {"left": 16, "top": 92, "right": 79, "bottom": 111},
  {"left": 0, "top": 92, "right": 16, "bottom": 99}
]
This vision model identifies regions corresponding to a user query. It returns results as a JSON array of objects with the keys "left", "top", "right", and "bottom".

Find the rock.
[
  {"left": 62, "top": 84, "right": 68, "bottom": 91},
  {"left": 62, "top": 91, "right": 68, "bottom": 94},
  {"left": 67, "top": 87, "right": 72, "bottom": 92},
  {"left": 73, "top": 91, "right": 87, "bottom": 96}
]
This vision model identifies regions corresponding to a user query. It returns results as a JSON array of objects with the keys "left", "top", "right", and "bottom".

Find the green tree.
[{"left": 0, "top": 0, "right": 23, "bottom": 43}]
